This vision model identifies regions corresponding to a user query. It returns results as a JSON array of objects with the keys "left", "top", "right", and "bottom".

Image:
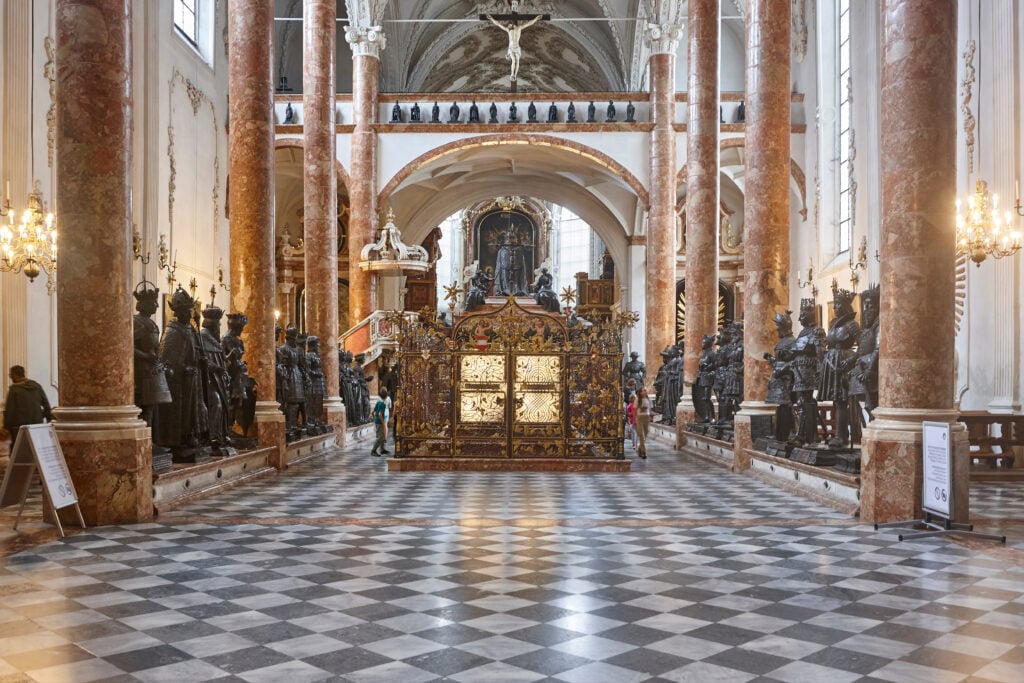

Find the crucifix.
[{"left": 481, "top": 1, "right": 550, "bottom": 92}]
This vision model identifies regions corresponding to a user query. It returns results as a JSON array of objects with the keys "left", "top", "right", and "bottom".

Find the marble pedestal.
[
  {"left": 733, "top": 403, "right": 775, "bottom": 472},
  {"left": 254, "top": 401, "right": 287, "bottom": 470},
  {"left": 324, "top": 399, "right": 347, "bottom": 448}
]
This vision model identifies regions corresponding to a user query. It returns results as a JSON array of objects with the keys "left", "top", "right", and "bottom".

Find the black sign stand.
[{"left": 0, "top": 424, "right": 86, "bottom": 538}]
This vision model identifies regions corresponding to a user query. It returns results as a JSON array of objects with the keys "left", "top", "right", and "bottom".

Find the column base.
[
  {"left": 675, "top": 396, "right": 699, "bottom": 449},
  {"left": 52, "top": 406, "right": 152, "bottom": 526},
  {"left": 255, "top": 402, "right": 287, "bottom": 469},
  {"left": 324, "top": 397, "right": 346, "bottom": 449},
  {"left": 732, "top": 402, "right": 776, "bottom": 472},
  {"left": 861, "top": 408, "right": 969, "bottom": 524}
]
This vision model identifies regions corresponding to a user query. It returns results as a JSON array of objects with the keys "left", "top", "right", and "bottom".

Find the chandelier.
[{"left": 955, "top": 179, "right": 1020, "bottom": 266}]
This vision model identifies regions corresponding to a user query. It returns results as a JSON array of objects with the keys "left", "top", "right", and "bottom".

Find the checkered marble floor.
[{"left": 1, "top": 439, "right": 1023, "bottom": 682}]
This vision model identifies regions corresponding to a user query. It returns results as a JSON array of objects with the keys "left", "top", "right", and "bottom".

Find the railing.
[{"left": 339, "top": 309, "right": 419, "bottom": 363}]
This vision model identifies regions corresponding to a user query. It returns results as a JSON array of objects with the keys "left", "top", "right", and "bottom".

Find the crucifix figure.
[{"left": 482, "top": 3, "right": 549, "bottom": 91}]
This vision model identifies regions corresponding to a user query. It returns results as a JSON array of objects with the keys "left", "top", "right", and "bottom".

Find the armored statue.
[
  {"left": 410, "top": 102, "right": 421, "bottom": 122},
  {"left": 338, "top": 350, "right": 357, "bottom": 425},
  {"left": 353, "top": 353, "right": 372, "bottom": 425},
  {"left": 566, "top": 102, "right": 576, "bottom": 122},
  {"left": 222, "top": 312, "right": 256, "bottom": 438},
  {"left": 448, "top": 101, "right": 460, "bottom": 123},
  {"left": 199, "top": 306, "right": 233, "bottom": 452},
  {"left": 622, "top": 351, "right": 646, "bottom": 391},
  {"left": 849, "top": 284, "right": 881, "bottom": 421},
  {"left": 132, "top": 282, "right": 171, "bottom": 429},
  {"left": 661, "top": 346, "right": 683, "bottom": 425},
  {"left": 468, "top": 101, "right": 480, "bottom": 123},
  {"left": 466, "top": 268, "right": 493, "bottom": 311},
  {"left": 508, "top": 101, "right": 519, "bottom": 122},
  {"left": 693, "top": 334, "right": 717, "bottom": 423},
  {"left": 792, "top": 298, "right": 826, "bottom": 444},
  {"left": 820, "top": 287, "right": 861, "bottom": 447},
  {"left": 606, "top": 100, "right": 616, "bottom": 121},
  {"left": 156, "top": 288, "right": 209, "bottom": 461},
  {"left": 719, "top": 322, "right": 744, "bottom": 424},
  {"left": 431, "top": 102, "right": 440, "bottom": 123},
  {"left": 531, "top": 267, "right": 560, "bottom": 313},
  {"left": 305, "top": 336, "right": 326, "bottom": 429},
  {"left": 547, "top": 102, "right": 557, "bottom": 122},
  {"left": 296, "top": 331, "right": 311, "bottom": 428},
  {"left": 652, "top": 346, "right": 672, "bottom": 415},
  {"left": 390, "top": 102, "right": 402, "bottom": 123},
  {"left": 764, "top": 311, "right": 797, "bottom": 441},
  {"left": 276, "top": 326, "right": 307, "bottom": 436},
  {"left": 712, "top": 325, "right": 731, "bottom": 423}
]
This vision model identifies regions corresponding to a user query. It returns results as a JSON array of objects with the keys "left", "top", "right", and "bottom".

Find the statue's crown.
[
  {"left": 800, "top": 297, "right": 816, "bottom": 312},
  {"left": 202, "top": 306, "right": 224, "bottom": 322},
  {"left": 169, "top": 287, "right": 194, "bottom": 311},
  {"left": 133, "top": 280, "right": 159, "bottom": 303},
  {"left": 306, "top": 335, "right": 319, "bottom": 346},
  {"left": 833, "top": 287, "right": 856, "bottom": 307},
  {"left": 226, "top": 312, "right": 248, "bottom": 324},
  {"left": 860, "top": 283, "right": 880, "bottom": 306}
]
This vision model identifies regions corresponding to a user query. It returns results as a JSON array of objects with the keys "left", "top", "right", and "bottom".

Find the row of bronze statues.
[
  {"left": 274, "top": 326, "right": 333, "bottom": 441},
  {"left": 390, "top": 100, "right": 637, "bottom": 125}
]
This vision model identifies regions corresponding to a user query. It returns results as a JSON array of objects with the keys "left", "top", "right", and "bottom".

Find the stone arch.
[{"left": 273, "top": 137, "right": 351, "bottom": 191}]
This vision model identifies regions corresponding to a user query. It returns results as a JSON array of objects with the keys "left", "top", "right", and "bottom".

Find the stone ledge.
[
  {"left": 679, "top": 430, "right": 734, "bottom": 468},
  {"left": 386, "top": 458, "right": 631, "bottom": 472},
  {"left": 746, "top": 448, "right": 860, "bottom": 516},
  {"left": 286, "top": 432, "right": 339, "bottom": 467},
  {"left": 152, "top": 446, "right": 276, "bottom": 516}
]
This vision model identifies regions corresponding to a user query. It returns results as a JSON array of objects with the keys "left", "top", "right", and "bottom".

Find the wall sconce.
[
  {"left": 131, "top": 224, "right": 151, "bottom": 264},
  {"left": 849, "top": 236, "right": 868, "bottom": 289},
  {"left": 217, "top": 258, "right": 230, "bottom": 293},
  {"left": 796, "top": 260, "right": 817, "bottom": 299}
]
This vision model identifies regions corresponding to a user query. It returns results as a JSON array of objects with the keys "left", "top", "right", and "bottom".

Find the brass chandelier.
[
  {"left": 0, "top": 182, "right": 57, "bottom": 290},
  {"left": 955, "top": 179, "right": 1019, "bottom": 266}
]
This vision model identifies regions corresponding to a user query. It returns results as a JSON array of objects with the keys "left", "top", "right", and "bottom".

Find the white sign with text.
[{"left": 922, "top": 421, "right": 952, "bottom": 518}]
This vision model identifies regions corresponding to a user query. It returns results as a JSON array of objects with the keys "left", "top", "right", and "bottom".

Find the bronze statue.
[
  {"left": 527, "top": 101, "right": 537, "bottom": 122},
  {"left": 531, "top": 267, "right": 560, "bottom": 312},
  {"left": 849, "top": 284, "right": 880, "bottom": 422},
  {"left": 410, "top": 102, "right": 421, "bottom": 122},
  {"left": 305, "top": 336, "right": 326, "bottom": 429},
  {"left": 468, "top": 101, "right": 480, "bottom": 123},
  {"left": 567, "top": 102, "right": 576, "bottom": 122},
  {"left": 465, "top": 268, "right": 493, "bottom": 311},
  {"left": 548, "top": 102, "right": 557, "bottom": 122},
  {"left": 764, "top": 311, "right": 797, "bottom": 441},
  {"left": 488, "top": 102, "right": 499, "bottom": 123},
  {"left": 508, "top": 101, "right": 519, "bottom": 122},
  {"left": 622, "top": 351, "right": 646, "bottom": 390},
  {"left": 354, "top": 353, "right": 372, "bottom": 426},
  {"left": 494, "top": 226, "right": 529, "bottom": 296},
  {"left": 662, "top": 345, "right": 683, "bottom": 425},
  {"left": 693, "top": 334, "right": 717, "bottom": 423},
  {"left": 792, "top": 298, "right": 825, "bottom": 444},
  {"left": 606, "top": 101, "right": 616, "bottom": 122},
  {"left": 132, "top": 282, "right": 171, "bottom": 430},
  {"left": 222, "top": 312, "right": 256, "bottom": 438},
  {"left": 390, "top": 102, "right": 402, "bottom": 123},
  {"left": 448, "top": 101, "right": 460, "bottom": 123},
  {"left": 284, "top": 102, "right": 295, "bottom": 124},
  {"left": 625, "top": 101, "right": 636, "bottom": 122},
  {"left": 200, "top": 306, "right": 233, "bottom": 453},
  {"left": 718, "top": 322, "right": 744, "bottom": 424},
  {"left": 820, "top": 287, "right": 861, "bottom": 447},
  {"left": 431, "top": 102, "right": 440, "bottom": 123},
  {"left": 276, "top": 326, "right": 307, "bottom": 438},
  {"left": 155, "top": 287, "right": 209, "bottom": 461},
  {"left": 586, "top": 101, "right": 596, "bottom": 122},
  {"left": 338, "top": 350, "right": 358, "bottom": 425}
]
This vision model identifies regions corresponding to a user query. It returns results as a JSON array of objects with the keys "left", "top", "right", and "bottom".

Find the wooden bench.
[{"left": 958, "top": 411, "right": 1020, "bottom": 468}]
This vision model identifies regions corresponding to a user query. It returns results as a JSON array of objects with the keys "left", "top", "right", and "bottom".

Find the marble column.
[
  {"left": 677, "top": 0, "right": 720, "bottom": 438},
  {"left": 229, "top": 0, "right": 284, "bottom": 466},
  {"left": 862, "top": 0, "right": 966, "bottom": 524},
  {"left": 645, "top": 24, "right": 682, "bottom": 384},
  {"left": 345, "top": 26, "right": 384, "bottom": 326},
  {"left": 733, "top": 0, "right": 790, "bottom": 471},
  {"left": 303, "top": 0, "right": 345, "bottom": 439},
  {"left": 53, "top": 0, "right": 151, "bottom": 525}
]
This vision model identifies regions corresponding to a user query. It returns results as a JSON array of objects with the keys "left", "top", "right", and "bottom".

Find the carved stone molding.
[
  {"left": 167, "top": 70, "right": 220, "bottom": 248},
  {"left": 960, "top": 39, "right": 976, "bottom": 175},
  {"left": 44, "top": 36, "right": 57, "bottom": 168},
  {"left": 792, "top": 0, "right": 807, "bottom": 63}
]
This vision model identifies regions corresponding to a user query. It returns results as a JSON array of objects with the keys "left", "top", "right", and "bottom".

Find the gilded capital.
[{"left": 344, "top": 25, "right": 386, "bottom": 57}]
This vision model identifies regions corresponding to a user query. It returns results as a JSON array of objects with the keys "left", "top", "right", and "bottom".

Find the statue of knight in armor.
[
  {"left": 661, "top": 346, "right": 683, "bottom": 425},
  {"left": 718, "top": 322, "right": 744, "bottom": 424},
  {"left": 200, "top": 305, "right": 234, "bottom": 454},
  {"left": 764, "top": 311, "right": 797, "bottom": 441},
  {"left": 338, "top": 350, "right": 357, "bottom": 426},
  {"left": 792, "top": 298, "right": 825, "bottom": 444},
  {"left": 652, "top": 346, "right": 673, "bottom": 417},
  {"left": 354, "top": 353, "right": 372, "bottom": 425},
  {"left": 622, "top": 351, "right": 646, "bottom": 391},
  {"left": 305, "top": 336, "right": 327, "bottom": 431},
  {"left": 849, "top": 284, "right": 880, "bottom": 424},
  {"left": 694, "top": 333, "right": 717, "bottom": 423},
  {"left": 222, "top": 312, "right": 257, "bottom": 440},
  {"left": 156, "top": 287, "right": 210, "bottom": 462},
  {"left": 276, "top": 326, "right": 307, "bottom": 438},
  {"left": 820, "top": 286, "right": 861, "bottom": 447},
  {"left": 132, "top": 281, "right": 171, "bottom": 431}
]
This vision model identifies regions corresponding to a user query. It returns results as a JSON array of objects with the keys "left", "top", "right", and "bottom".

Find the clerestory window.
[
  {"left": 174, "top": 0, "right": 198, "bottom": 46},
  {"left": 837, "top": 0, "right": 853, "bottom": 254}
]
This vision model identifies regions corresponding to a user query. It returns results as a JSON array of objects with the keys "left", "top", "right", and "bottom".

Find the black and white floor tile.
[{"left": 1, "top": 436, "right": 1022, "bottom": 682}]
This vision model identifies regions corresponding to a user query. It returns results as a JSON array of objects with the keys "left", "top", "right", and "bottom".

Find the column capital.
[
  {"left": 345, "top": 25, "right": 386, "bottom": 57},
  {"left": 646, "top": 22, "right": 684, "bottom": 55}
]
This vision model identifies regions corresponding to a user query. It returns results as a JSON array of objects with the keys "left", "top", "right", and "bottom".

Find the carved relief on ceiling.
[{"left": 420, "top": 25, "right": 609, "bottom": 93}]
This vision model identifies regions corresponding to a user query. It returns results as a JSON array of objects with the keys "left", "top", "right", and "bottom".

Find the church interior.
[{"left": 0, "top": 1, "right": 1023, "bottom": 680}]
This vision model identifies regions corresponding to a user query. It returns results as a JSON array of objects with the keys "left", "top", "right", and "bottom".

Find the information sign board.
[{"left": 922, "top": 421, "right": 952, "bottom": 519}]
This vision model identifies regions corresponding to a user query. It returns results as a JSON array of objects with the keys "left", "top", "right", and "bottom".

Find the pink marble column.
[
  {"left": 347, "top": 52, "right": 380, "bottom": 325},
  {"left": 734, "top": 0, "right": 790, "bottom": 471},
  {"left": 677, "top": 0, "right": 720, "bottom": 438},
  {"left": 53, "top": 0, "right": 151, "bottom": 525},
  {"left": 646, "top": 47, "right": 679, "bottom": 383},
  {"left": 303, "top": 0, "right": 345, "bottom": 438},
  {"left": 229, "top": 0, "right": 284, "bottom": 466},
  {"left": 862, "top": 0, "right": 966, "bottom": 524}
]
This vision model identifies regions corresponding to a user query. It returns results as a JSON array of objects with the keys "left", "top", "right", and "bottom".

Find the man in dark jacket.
[{"left": 3, "top": 365, "right": 53, "bottom": 447}]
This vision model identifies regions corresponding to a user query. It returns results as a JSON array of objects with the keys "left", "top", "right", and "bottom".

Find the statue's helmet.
[
  {"left": 133, "top": 280, "right": 159, "bottom": 305},
  {"left": 226, "top": 312, "right": 248, "bottom": 327},
  {"left": 202, "top": 306, "right": 224, "bottom": 323},
  {"left": 169, "top": 287, "right": 194, "bottom": 313},
  {"left": 285, "top": 326, "right": 298, "bottom": 341}
]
